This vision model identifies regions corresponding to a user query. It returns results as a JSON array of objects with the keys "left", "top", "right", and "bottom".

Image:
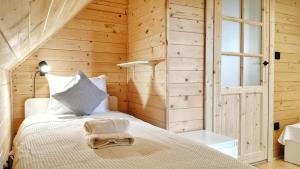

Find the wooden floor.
[{"left": 255, "top": 159, "right": 300, "bottom": 169}]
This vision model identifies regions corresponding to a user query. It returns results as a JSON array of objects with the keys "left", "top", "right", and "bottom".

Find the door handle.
[{"left": 263, "top": 61, "right": 269, "bottom": 66}]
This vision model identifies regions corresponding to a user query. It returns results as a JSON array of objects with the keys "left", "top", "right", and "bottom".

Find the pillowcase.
[
  {"left": 46, "top": 74, "right": 76, "bottom": 114},
  {"left": 89, "top": 75, "right": 109, "bottom": 113},
  {"left": 52, "top": 71, "right": 107, "bottom": 116}
]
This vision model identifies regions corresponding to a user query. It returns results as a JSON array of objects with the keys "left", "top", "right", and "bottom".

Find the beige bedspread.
[{"left": 13, "top": 112, "right": 255, "bottom": 169}]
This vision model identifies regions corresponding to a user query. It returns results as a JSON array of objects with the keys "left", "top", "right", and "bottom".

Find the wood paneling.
[
  {"left": 11, "top": 0, "right": 128, "bottom": 135},
  {"left": 215, "top": 94, "right": 240, "bottom": 139},
  {"left": 243, "top": 93, "right": 263, "bottom": 155},
  {"left": 128, "top": 0, "right": 204, "bottom": 131},
  {"left": 127, "top": 0, "right": 167, "bottom": 129},
  {"left": 0, "top": 0, "right": 92, "bottom": 69},
  {"left": 0, "top": 69, "right": 11, "bottom": 167},
  {"left": 274, "top": 0, "right": 300, "bottom": 157},
  {"left": 167, "top": 0, "right": 205, "bottom": 132}
]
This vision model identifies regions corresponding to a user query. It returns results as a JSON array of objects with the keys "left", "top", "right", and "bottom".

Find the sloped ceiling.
[{"left": 0, "top": 0, "right": 92, "bottom": 70}]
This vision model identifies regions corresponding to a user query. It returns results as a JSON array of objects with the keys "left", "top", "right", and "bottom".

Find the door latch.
[{"left": 262, "top": 61, "right": 269, "bottom": 66}]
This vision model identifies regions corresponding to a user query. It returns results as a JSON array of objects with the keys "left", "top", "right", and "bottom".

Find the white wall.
[{"left": 0, "top": 68, "right": 11, "bottom": 168}]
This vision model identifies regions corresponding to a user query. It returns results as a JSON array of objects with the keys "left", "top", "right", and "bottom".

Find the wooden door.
[{"left": 213, "top": 0, "right": 270, "bottom": 163}]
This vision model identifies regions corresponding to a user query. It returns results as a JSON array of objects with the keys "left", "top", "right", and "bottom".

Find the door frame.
[{"left": 204, "top": 0, "right": 275, "bottom": 162}]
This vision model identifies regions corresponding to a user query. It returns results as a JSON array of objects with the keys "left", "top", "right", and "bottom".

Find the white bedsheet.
[
  {"left": 278, "top": 123, "right": 300, "bottom": 145},
  {"left": 13, "top": 112, "right": 255, "bottom": 169}
]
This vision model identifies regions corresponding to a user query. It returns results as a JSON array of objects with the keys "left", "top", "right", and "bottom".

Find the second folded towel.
[
  {"left": 87, "top": 133, "right": 134, "bottom": 149},
  {"left": 84, "top": 118, "right": 130, "bottom": 135}
]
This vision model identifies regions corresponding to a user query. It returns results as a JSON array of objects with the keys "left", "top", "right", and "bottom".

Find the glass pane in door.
[
  {"left": 222, "top": 21, "right": 241, "bottom": 52},
  {"left": 244, "top": 0, "right": 262, "bottom": 21},
  {"left": 222, "top": 0, "right": 241, "bottom": 18},
  {"left": 244, "top": 24, "right": 262, "bottom": 54},
  {"left": 221, "top": 56, "right": 240, "bottom": 87},
  {"left": 243, "top": 57, "right": 261, "bottom": 86}
]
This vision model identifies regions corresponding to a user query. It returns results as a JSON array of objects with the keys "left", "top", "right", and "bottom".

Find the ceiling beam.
[
  {"left": 54, "top": 0, "right": 68, "bottom": 26},
  {"left": 0, "top": 29, "right": 18, "bottom": 59},
  {"left": 28, "top": 0, "right": 32, "bottom": 47},
  {"left": 42, "top": 0, "right": 54, "bottom": 36}
]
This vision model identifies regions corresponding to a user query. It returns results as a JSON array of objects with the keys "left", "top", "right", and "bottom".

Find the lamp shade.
[{"left": 38, "top": 61, "right": 49, "bottom": 76}]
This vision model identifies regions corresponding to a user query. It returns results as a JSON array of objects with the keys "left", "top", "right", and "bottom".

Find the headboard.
[{"left": 24, "top": 96, "right": 118, "bottom": 117}]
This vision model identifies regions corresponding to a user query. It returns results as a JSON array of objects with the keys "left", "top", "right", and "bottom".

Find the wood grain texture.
[
  {"left": 255, "top": 158, "right": 300, "bottom": 169},
  {"left": 212, "top": 0, "right": 270, "bottom": 162},
  {"left": 11, "top": 0, "right": 128, "bottom": 135},
  {"left": 0, "top": 69, "right": 11, "bottom": 167},
  {"left": 0, "top": 0, "right": 92, "bottom": 69},
  {"left": 215, "top": 94, "right": 240, "bottom": 139},
  {"left": 167, "top": 0, "right": 205, "bottom": 132},
  {"left": 127, "top": 0, "right": 167, "bottom": 129},
  {"left": 274, "top": 0, "right": 300, "bottom": 157}
]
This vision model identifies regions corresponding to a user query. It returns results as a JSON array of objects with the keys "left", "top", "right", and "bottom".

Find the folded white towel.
[
  {"left": 87, "top": 133, "right": 134, "bottom": 149},
  {"left": 84, "top": 118, "right": 130, "bottom": 135}
]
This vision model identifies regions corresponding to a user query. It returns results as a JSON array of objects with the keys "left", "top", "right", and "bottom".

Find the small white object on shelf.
[{"left": 178, "top": 130, "right": 238, "bottom": 159}]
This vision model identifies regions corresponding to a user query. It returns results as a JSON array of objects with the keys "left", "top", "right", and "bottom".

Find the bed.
[{"left": 12, "top": 97, "right": 255, "bottom": 169}]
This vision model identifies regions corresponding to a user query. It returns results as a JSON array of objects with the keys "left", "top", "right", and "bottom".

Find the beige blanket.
[{"left": 13, "top": 112, "right": 256, "bottom": 169}]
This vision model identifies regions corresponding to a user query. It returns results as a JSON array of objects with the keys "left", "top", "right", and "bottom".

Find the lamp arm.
[{"left": 32, "top": 71, "right": 40, "bottom": 98}]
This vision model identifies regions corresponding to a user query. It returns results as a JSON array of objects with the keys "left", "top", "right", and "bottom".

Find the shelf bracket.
[{"left": 117, "top": 59, "right": 165, "bottom": 81}]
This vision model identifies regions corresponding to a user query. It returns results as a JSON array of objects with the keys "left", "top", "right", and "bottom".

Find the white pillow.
[
  {"left": 46, "top": 74, "right": 109, "bottom": 114},
  {"left": 46, "top": 74, "right": 76, "bottom": 114},
  {"left": 89, "top": 75, "right": 109, "bottom": 113}
]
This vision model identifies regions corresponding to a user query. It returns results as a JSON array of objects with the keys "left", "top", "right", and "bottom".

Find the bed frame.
[{"left": 24, "top": 96, "right": 118, "bottom": 118}]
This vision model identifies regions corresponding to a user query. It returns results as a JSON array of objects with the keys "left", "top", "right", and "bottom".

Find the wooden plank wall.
[
  {"left": 127, "top": 0, "right": 167, "bottom": 128},
  {"left": 11, "top": 0, "right": 128, "bottom": 135},
  {"left": 274, "top": 0, "right": 300, "bottom": 157},
  {"left": 0, "top": 69, "right": 11, "bottom": 167},
  {"left": 167, "top": 0, "right": 205, "bottom": 132}
]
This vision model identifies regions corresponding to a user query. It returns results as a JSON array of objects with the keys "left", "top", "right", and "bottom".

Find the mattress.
[
  {"left": 13, "top": 111, "right": 255, "bottom": 169},
  {"left": 278, "top": 123, "right": 300, "bottom": 145}
]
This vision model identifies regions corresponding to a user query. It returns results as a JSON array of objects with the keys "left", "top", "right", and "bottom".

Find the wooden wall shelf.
[
  {"left": 117, "top": 59, "right": 165, "bottom": 68},
  {"left": 117, "top": 59, "right": 165, "bottom": 79}
]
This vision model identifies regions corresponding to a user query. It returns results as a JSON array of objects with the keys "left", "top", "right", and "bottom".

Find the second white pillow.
[{"left": 89, "top": 75, "right": 109, "bottom": 113}]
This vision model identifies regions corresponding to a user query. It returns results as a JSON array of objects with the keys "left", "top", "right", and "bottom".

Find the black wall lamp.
[{"left": 33, "top": 61, "right": 49, "bottom": 98}]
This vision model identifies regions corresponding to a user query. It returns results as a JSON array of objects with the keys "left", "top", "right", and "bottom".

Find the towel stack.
[{"left": 84, "top": 119, "right": 134, "bottom": 149}]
